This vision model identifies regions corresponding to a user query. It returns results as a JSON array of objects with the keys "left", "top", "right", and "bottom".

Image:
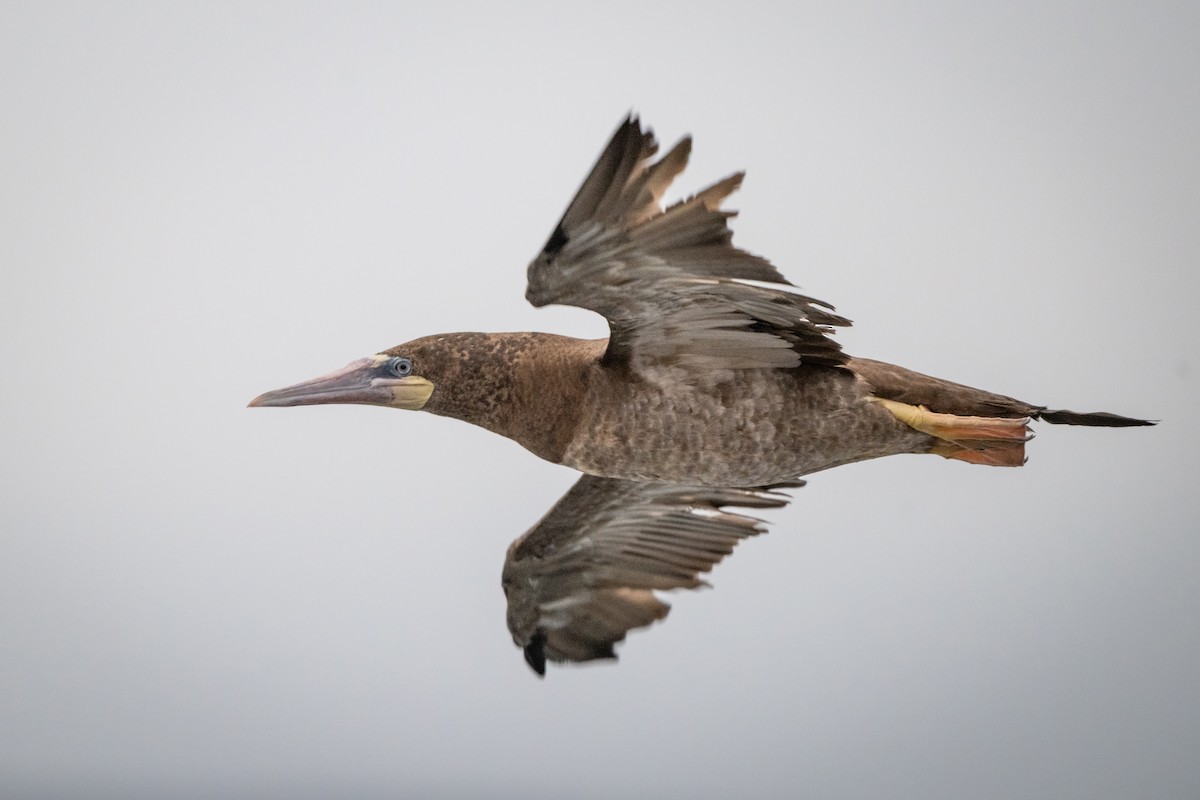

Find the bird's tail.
[
  {"left": 1035, "top": 408, "right": 1155, "bottom": 427},
  {"left": 852, "top": 357, "right": 1154, "bottom": 467}
]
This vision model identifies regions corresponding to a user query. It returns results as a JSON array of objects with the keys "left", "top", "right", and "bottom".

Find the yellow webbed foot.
[{"left": 873, "top": 397, "right": 1031, "bottom": 467}]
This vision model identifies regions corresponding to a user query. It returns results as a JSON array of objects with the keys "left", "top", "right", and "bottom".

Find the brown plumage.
[{"left": 250, "top": 115, "right": 1153, "bottom": 675}]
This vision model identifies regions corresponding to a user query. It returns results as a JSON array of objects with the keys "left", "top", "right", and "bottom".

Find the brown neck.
[{"left": 405, "top": 332, "right": 604, "bottom": 463}]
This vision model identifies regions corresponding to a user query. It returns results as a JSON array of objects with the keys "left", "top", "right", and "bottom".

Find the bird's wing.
[
  {"left": 502, "top": 474, "right": 798, "bottom": 675},
  {"left": 526, "top": 116, "right": 849, "bottom": 371}
]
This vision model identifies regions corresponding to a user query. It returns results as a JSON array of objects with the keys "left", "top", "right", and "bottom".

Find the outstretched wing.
[
  {"left": 526, "top": 116, "right": 849, "bottom": 371},
  {"left": 502, "top": 474, "right": 799, "bottom": 675}
]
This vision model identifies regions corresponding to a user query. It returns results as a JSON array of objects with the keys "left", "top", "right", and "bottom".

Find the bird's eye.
[{"left": 387, "top": 357, "right": 414, "bottom": 377}]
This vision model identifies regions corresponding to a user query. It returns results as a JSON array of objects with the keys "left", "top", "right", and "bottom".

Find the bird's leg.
[{"left": 871, "top": 397, "right": 1031, "bottom": 467}]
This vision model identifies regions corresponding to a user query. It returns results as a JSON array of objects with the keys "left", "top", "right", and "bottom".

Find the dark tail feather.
[
  {"left": 848, "top": 358, "right": 1157, "bottom": 429},
  {"left": 1036, "top": 409, "right": 1156, "bottom": 427}
]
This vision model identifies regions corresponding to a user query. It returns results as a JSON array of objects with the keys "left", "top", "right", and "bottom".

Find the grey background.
[{"left": 3, "top": 2, "right": 1197, "bottom": 798}]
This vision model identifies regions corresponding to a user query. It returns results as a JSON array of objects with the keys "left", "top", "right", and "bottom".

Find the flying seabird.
[{"left": 250, "top": 116, "right": 1153, "bottom": 675}]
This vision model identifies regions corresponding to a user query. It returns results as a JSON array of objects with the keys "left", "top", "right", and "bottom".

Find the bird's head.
[
  {"left": 248, "top": 351, "right": 434, "bottom": 411},
  {"left": 249, "top": 332, "right": 547, "bottom": 439}
]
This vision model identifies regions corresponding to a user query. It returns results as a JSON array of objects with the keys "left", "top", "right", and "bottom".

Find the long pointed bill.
[{"left": 248, "top": 356, "right": 434, "bottom": 410}]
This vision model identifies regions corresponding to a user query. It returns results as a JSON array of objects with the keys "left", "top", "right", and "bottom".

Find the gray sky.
[{"left": 2, "top": 2, "right": 1197, "bottom": 798}]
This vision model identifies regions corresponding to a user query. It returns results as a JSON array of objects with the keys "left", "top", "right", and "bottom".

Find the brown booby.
[{"left": 250, "top": 116, "right": 1152, "bottom": 675}]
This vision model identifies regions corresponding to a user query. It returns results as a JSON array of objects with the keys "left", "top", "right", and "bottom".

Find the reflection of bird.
[{"left": 250, "top": 117, "right": 1152, "bottom": 675}]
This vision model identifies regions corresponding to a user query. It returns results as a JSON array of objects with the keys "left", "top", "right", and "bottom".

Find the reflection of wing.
[
  {"left": 502, "top": 474, "right": 799, "bottom": 675},
  {"left": 526, "top": 116, "right": 849, "bottom": 371}
]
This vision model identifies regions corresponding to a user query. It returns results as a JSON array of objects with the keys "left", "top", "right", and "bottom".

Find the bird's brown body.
[
  {"left": 564, "top": 359, "right": 919, "bottom": 485},
  {"left": 404, "top": 332, "right": 933, "bottom": 485}
]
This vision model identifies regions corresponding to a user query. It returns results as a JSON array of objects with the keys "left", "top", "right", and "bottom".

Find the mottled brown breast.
[{"left": 562, "top": 363, "right": 930, "bottom": 486}]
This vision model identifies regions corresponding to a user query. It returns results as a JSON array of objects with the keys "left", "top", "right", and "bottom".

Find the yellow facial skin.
[{"left": 384, "top": 375, "right": 434, "bottom": 410}]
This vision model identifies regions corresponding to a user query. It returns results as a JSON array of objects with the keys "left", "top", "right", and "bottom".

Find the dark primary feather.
[
  {"left": 502, "top": 475, "right": 800, "bottom": 675},
  {"left": 526, "top": 116, "right": 849, "bottom": 371}
]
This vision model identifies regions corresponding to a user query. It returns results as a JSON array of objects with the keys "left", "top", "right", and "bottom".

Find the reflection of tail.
[{"left": 852, "top": 356, "right": 1154, "bottom": 467}]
